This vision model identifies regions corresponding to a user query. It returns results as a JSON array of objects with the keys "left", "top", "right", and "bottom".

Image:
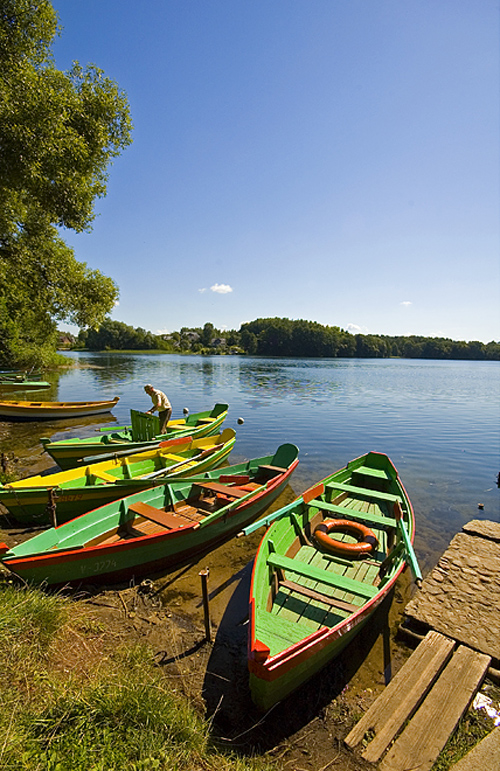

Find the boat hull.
[
  {"left": 0, "top": 381, "right": 51, "bottom": 391},
  {"left": 247, "top": 451, "right": 415, "bottom": 711},
  {"left": 0, "top": 397, "right": 119, "bottom": 420},
  {"left": 40, "top": 403, "right": 228, "bottom": 469},
  {"left": 1, "top": 449, "right": 299, "bottom": 585}
]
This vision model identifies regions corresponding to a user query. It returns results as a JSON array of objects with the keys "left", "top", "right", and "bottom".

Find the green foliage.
[
  {"left": 83, "top": 319, "right": 158, "bottom": 350},
  {"left": 432, "top": 707, "right": 496, "bottom": 770},
  {"left": 71, "top": 316, "right": 500, "bottom": 361},
  {"left": 0, "top": 0, "right": 132, "bottom": 368},
  {"left": 240, "top": 318, "right": 353, "bottom": 357}
]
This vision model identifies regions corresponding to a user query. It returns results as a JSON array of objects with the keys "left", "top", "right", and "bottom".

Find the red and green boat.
[
  {"left": 242, "top": 451, "right": 419, "bottom": 711},
  {"left": 0, "top": 444, "right": 299, "bottom": 586},
  {"left": 0, "top": 429, "right": 236, "bottom": 525},
  {"left": 40, "top": 403, "right": 229, "bottom": 470}
]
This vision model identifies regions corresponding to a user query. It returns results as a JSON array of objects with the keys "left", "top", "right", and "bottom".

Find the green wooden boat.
[
  {"left": 40, "top": 403, "right": 229, "bottom": 469},
  {"left": 0, "top": 444, "right": 299, "bottom": 586},
  {"left": 242, "top": 451, "right": 419, "bottom": 711},
  {"left": 0, "top": 429, "right": 235, "bottom": 525},
  {"left": 0, "top": 376, "right": 50, "bottom": 391}
]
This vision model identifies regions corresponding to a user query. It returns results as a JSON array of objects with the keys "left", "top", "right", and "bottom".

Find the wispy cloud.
[
  {"left": 198, "top": 288, "right": 207, "bottom": 294},
  {"left": 211, "top": 283, "right": 233, "bottom": 294},
  {"left": 400, "top": 301, "right": 412, "bottom": 307},
  {"left": 346, "top": 323, "right": 369, "bottom": 334}
]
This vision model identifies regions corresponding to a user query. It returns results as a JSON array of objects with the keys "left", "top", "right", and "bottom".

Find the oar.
[
  {"left": 237, "top": 482, "right": 322, "bottom": 537},
  {"left": 79, "top": 434, "right": 195, "bottom": 465},
  {"left": 212, "top": 483, "right": 267, "bottom": 514},
  {"left": 237, "top": 496, "right": 304, "bottom": 537},
  {"left": 79, "top": 442, "right": 169, "bottom": 464},
  {"left": 394, "top": 502, "right": 422, "bottom": 587},
  {"left": 95, "top": 425, "right": 130, "bottom": 433},
  {"left": 140, "top": 444, "right": 224, "bottom": 481}
]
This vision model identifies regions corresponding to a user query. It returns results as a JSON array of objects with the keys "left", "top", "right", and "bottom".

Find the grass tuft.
[{"left": 0, "top": 583, "right": 275, "bottom": 771}]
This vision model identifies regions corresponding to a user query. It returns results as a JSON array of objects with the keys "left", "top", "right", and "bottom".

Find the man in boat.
[{"left": 144, "top": 384, "right": 172, "bottom": 433}]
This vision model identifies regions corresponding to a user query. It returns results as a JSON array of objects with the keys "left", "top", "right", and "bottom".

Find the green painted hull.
[
  {"left": 0, "top": 380, "right": 50, "bottom": 391},
  {"left": 0, "top": 429, "right": 235, "bottom": 525},
  {"left": 40, "top": 403, "right": 228, "bottom": 469},
  {"left": 0, "top": 446, "right": 299, "bottom": 586},
  {"left": 247, "top": 451, "right": 415, "bottom": 711}
]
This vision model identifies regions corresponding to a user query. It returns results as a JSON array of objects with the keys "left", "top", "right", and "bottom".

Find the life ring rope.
[{"left": 314, "top": 518, "right": 378, "bottom": 558}]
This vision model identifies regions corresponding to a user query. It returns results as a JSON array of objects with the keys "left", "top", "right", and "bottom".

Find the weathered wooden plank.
[
  {"left": 379, "top": 645, "right": 491, "bottom": 771},
  {"left": 345, "top": 630, "right": 455, "bottom": 760}
]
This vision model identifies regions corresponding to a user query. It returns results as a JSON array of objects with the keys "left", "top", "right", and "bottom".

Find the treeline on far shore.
[{"left": 60, "top": 318, "right": 500, "bottom": 361}]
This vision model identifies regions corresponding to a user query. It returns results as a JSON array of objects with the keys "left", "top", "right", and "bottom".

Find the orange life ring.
[{"left": 314, "top": 519, "right": 378, "bottom": 557}]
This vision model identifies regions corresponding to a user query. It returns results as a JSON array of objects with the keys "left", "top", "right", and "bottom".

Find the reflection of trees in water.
[
  {"left": 58, "top": 354, "right": 139, "bottom": 386},
  {"left": 238, "top": 361, "right": 340, "bottom": 403}
]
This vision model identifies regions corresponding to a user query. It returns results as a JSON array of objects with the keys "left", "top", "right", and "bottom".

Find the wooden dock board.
[
  {"left": 345, "top": 630, "right": 456, "bottom": 763},
  {"left": 379, "top": 644, "right": 491, "bottom": 771}
]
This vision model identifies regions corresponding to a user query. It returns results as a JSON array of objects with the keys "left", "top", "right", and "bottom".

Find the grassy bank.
[{"left": 0, "top": 582, "right": 275, "bottom": 771}]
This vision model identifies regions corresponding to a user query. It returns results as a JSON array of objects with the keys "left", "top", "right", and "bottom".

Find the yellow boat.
[
  {"left": 0, "top": 429, "right": 236, "bottom": 524},
  {"left": 0, "top": 396, "right": 120, "bottom": 420}
]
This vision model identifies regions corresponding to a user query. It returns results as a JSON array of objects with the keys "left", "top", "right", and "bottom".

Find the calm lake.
[{"left": 1, "top": 353, "right": 499, "bottom": 573}]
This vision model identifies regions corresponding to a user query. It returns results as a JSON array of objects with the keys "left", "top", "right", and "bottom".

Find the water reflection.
[{"left": 1, "top": 352, "right": 498, "bottom": 569}]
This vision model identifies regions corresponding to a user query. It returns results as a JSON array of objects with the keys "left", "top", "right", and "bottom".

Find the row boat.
[
  {"left": 243, "top": 451, "right": 417, "bottom": 711},
  {"left": 0, "top": 396, "right": 119, "bottom": 421},
  {"left": 0, "top": 429, "right": 236, "bottom": 525},
  {"left": 0, "top": 377, "right": 50, "bottom": 391},
  {"left": 40, "top": 403, "right": 229, "bottom": 469},
  {"left": 0, "top": 444, "right": 299, "bottom": 586}
]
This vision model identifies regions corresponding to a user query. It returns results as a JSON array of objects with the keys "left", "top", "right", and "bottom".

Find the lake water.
[{"left": 2, "top": 353, "right": 499, "bottom": 572}]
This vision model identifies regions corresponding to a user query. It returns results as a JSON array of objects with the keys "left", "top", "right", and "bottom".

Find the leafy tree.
[
  {"left": 0, "top": 0, "right": 132, "bottom": 367},
  {"left": 200, "top": 322, "right": 215, "bottom": 347},
  {"left": 85, "top": 320, "right": 157, "bottom": 351}
]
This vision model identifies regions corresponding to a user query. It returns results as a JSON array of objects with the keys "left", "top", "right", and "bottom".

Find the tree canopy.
[
  {"left": 0, "top": 0, "right": 132, "bottom": 366},
  {"left": 76, "top": 316, "right": 500, "bottom": 361}
]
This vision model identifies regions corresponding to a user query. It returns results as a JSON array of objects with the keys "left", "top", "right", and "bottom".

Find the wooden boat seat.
[
  {"left": 351, "top": 465, "right": 391, "bottom": 481},
  {"left": 196, "top": 417, "right": 215, "bottom": 424},
  {"left": 325, "top": 482, "right": 401, "bottom": 503},
  {"left": 127, "top": 501, "right": 198, "bottom": 530},
  {"left": 91, "top": 470, "right": 118, "bottom": 483},
  {"left": 195, "top": 481, "right": 250, "bottom": 499},
  {"left": 267, "top": 553, "right": 379, "bottom": 599},
  {"left": 306, "top": 500, "right": 397, "bottom": 530}
]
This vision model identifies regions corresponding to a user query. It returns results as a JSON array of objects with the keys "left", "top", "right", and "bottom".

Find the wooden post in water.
[{"left": 199, "top": 568, "right": 211, "bottom": 642}]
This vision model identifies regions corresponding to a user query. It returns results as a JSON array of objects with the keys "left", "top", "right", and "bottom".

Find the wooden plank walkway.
[
  {"left": 345, "top": 519, "right": 500, "bottom": 770},
  {"left": 345, "top": 631, "right": 491, "bottom": 770},
  {"left": 345, "top": 630, "right": 455, "bottom": 762}
]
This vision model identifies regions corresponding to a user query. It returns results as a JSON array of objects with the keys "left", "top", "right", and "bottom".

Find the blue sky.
[{"left": 53, "top": 0, "right": 499, "bottom": 343}]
